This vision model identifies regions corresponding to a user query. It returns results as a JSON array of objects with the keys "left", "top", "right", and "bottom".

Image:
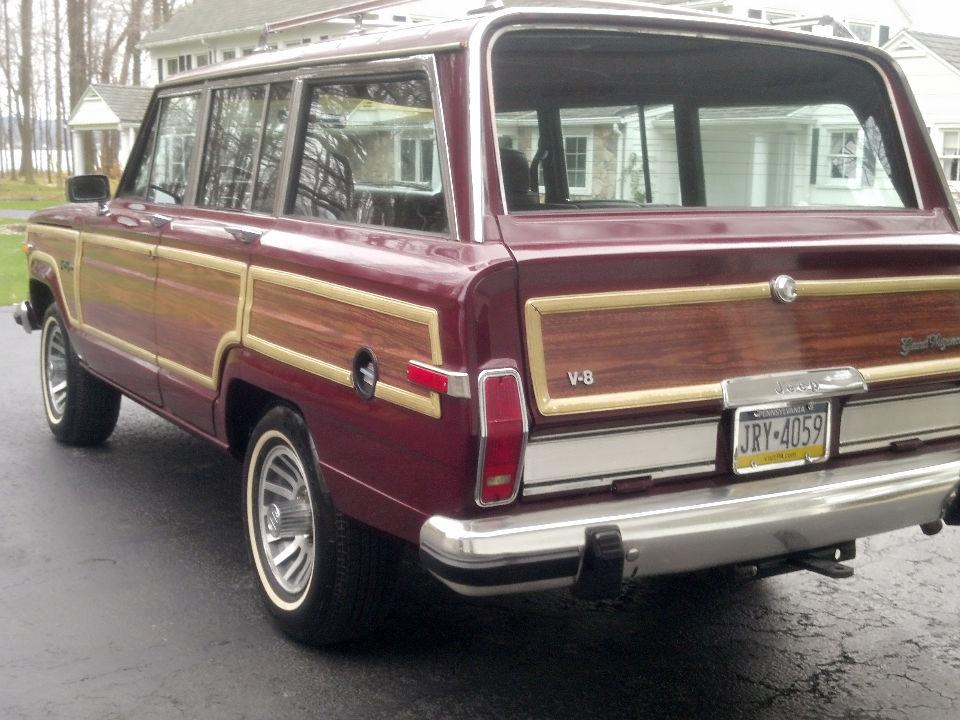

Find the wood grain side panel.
[
  {"left": 156, "top": 256, "right": 243, "bottom": 385},
  {"left": 530, "top": 281, "right": 960, "bottom": 415},
  {"left": 244, "top": 270, "right": 441, "bottom": 417},
  {"left": 27, "top": 225, "right": 80, "bottom": 322},
  {"left": 79, "top": 240, "right": 156, "bottom": 355}
]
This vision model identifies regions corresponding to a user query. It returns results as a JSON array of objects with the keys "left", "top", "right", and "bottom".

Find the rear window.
[{"left": 492, "top": 31, "right": 915, "bottom": 212}]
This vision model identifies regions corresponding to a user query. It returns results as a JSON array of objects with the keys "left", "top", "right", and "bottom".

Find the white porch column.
[
  {"left": 71, "top": 129, "right": 86, "bottom": 175},
  {"left": 118, "top": 125, "right": 136, "bottom": 168}
]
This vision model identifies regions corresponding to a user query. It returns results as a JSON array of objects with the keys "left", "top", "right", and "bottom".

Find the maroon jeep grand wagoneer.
[{"left": 14, "top": 4, "right": 960, "bottom": 644}]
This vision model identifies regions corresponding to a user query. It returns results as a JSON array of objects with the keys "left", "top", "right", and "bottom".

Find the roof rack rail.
[{"left": 263, "top": 0, "right": 414, "bottom": 36}]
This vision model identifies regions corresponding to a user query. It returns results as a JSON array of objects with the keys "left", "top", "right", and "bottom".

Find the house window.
[
  {"left": 242, "top": 48, "right": 255, "bottom": 57},
  {"left": 847, "top": 22, "right": 875, "bottom": 43},
  {"left": 196, "top": 52, "right": 210, "bottom": 67},
  {"left": 564, "top": 135, "right": 590, "bottom": 192},
  {"left": 166, "top": 58, "right": 177, "bottom": 76},
  {"left": 397, "top": 137, "right": 435, "bottom": 185},
  {"left": 943, "top": 130, "right": 960, "bottom": 182},
  {"left": 747, "top": 9, "right": 762, "bottom": 19},
  {"left": 177, "top": 54, "right": 192, "bottom": 73},
  {"left": 157, "top": 59, "right": 164, "bottom": 82},
  {"left": 222, "top": 49, "right": 236, "bottom": 61},
  {"left": 828, "top": 129, "right": 860, "bottom": 180}
]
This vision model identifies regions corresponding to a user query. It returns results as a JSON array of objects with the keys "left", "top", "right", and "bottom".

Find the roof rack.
[{"left": 263, "top": 0, "right": 416, "bottom": 36}]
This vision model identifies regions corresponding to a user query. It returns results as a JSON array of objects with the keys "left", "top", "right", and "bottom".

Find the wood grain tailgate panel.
[{"left": 528, "top": 278, "right": 960, "bottom": 416}]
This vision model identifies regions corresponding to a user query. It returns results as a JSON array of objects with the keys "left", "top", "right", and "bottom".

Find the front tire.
[
  {"left": 242, "top": 406, "right": 402, "bottom": 645},
  {"left": 40, "top": 305, "right": 121, "bottom": 446}
]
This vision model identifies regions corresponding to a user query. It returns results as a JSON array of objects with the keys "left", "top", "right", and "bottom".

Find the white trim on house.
[{"left": 885, "top": 30, "right": 960, "bottom": 81}]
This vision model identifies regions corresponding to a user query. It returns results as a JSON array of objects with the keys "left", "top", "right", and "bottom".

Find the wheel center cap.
[{"left": 265, "top": 503, "right": 283, "bottom": 536}]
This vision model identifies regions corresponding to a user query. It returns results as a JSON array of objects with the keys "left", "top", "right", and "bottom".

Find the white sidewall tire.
[
  {"left": 245, "top": 429, "right": 316, "bottom": 612},
  {"left": 40, "top": 314, "right": 65, "bottom": 427}
]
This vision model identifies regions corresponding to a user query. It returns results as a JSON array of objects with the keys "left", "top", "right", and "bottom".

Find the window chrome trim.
[
  {"left": 471, "top": 15, "right": 925, "bottom": 241},
  {"left": 274, "top": 78, "right": 305, "bottom": 219},
  {"left": 522, "top": 417, "right": 718, "bottom": 498},
  {"left": 839, "top": 387, "right": 960, "bottom": 454},
  {"left": 475, "top": 367, "right": 529, "bottom": 508}
]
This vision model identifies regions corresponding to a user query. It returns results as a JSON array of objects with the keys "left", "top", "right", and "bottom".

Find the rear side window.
[
  {"left": 198, "top": 82, "right": 292, "bottom": 212},
  {"left": 288, "top": 75, "right": 448, "bottom": 234}
]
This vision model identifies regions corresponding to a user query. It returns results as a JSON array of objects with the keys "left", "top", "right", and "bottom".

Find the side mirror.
[{"left": 66, "top": 174, "right": 111, "bottom": 204}]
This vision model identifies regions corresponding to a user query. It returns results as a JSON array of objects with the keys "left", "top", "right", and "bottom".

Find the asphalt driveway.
[{"left": 1, "top": 304, "right": 958, "bottom": 720}]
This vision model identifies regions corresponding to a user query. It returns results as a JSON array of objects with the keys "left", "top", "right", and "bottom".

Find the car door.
[
  {"left": 154, "top": 81, "right": 292, "bottom": 434},
  {"left": 75, "top": 91, "right": 203, "bottom": 406}
]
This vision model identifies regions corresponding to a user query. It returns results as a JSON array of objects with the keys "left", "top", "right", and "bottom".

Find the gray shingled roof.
[
  {"left": 91, "top": 84, "right": 153, "bottom": 123},
  {"left": 911, "top": 31, "right": 960, "bottom": 75},
  {"left": 141, "top": 0, "right": 342, "bottom": 46}
]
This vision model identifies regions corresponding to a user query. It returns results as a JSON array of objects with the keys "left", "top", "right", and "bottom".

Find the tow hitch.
[{"left": 734, "top": 541, "right": 857, "bottom": 581}]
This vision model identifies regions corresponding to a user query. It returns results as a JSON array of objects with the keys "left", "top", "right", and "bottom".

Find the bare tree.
[
  {"left": 18, "top": 0, "right": 35, "bottom": 182},
  {"left": 54, "top": 0, "right": 66, "bottom": 179},
  {"left": 1, "top": 0, "right": 17, "bottom": 177}
]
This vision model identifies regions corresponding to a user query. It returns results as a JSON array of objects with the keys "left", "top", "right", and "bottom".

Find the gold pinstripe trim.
[
  {"left": 82, "top": 231, "right": 155, "bottom": 255},
  {"left": 243, "top": 266, "right": 442, "bottom": 419},
  {"left": 156, "top": 246, "right": 247, "bottom": 390},
  {"left": 28, "top": 226, "right": 443, "bottom": 417},
  {"left": 28, "top": 249, "right": 80, "bottom": 325},
  {"left": 527, "top": 277, "right": 960, "bottom": 416}
]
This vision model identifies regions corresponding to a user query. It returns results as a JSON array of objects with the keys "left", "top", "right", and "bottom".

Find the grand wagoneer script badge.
[{"left": 900, "top": 334, "right": 960, "bottom": 356}]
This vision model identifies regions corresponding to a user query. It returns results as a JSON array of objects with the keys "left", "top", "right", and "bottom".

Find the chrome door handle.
[
  {"left": 225, "top": 226, "right": 264, "bottom": 244},
  {"left": 147, "top": 213, "right": 173, "bottom": 228}
]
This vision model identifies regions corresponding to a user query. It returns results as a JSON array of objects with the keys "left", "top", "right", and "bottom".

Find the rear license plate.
[{"left": 732, "top": 400, "right": 831, "bottom": 475}]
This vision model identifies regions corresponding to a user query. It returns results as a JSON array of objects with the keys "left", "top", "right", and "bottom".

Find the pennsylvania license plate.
[{"left": 732, "top": 400, "right": 831, "bottom": 475}]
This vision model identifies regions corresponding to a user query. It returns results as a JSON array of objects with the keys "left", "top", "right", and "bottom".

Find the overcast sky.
[
  {"left": 897, "top": 0, "right": 960, "bottom": 32},
  {"left": 406, "top": 0, "right": 960, "bottom": 36}
]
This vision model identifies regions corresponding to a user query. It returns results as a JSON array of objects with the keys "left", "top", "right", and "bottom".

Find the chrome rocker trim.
[{"left": 420, "top": 449, "right": 960, "bottom": 596}]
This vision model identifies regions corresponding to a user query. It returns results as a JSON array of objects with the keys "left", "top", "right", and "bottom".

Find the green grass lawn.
[
  {"left": 0, "top": 177, "right": 66, "bottom": 211},
  {"left": 0, "top": 225, "right": 27, "bottom": 305}
]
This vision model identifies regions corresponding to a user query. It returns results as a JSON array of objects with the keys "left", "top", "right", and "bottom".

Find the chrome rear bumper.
[{"left": 420, "top": 450, "right": 960, "bottom": 596}]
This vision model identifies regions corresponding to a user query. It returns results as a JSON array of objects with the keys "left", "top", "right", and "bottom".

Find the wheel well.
[
  {"left": 29, "top": 280, "right": 54, "bottom": 319},
  {"left": 225, "top": 380, "right": 298, "bottom": 458}
]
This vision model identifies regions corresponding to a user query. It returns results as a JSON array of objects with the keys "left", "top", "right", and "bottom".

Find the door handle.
[
  {"left": 225, "top": 226, "right": 264, "bottom": 244},
  {"left": 146, "top": 213, "right": 173, "bottom": 228}
]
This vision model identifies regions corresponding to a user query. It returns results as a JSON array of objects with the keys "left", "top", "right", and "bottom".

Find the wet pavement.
[{"left": 1, "top": 305, "right": 958, "bottom": 719}]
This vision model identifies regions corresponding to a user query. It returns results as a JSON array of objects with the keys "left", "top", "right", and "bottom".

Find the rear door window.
[{"left": 197, "top": 82, "right": 292, "bottom": 212}]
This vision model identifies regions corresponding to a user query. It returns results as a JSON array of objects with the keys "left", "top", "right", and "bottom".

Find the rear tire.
[
  {"left": 242, "top": 405, "right": 402, "bottom": 645},
  {"left": 40, "top": 305, "right": 121, "bottom": 446}
]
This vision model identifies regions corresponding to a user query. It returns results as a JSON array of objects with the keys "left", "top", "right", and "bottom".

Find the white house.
[
  {"left": 67, "top": 84, "right": 154, "bottom": 175},
  {"left": 139, "top": 0, "right": 444, "bottom": 85},
  {"left": 67, "top": 0, "right": 446, "bottom": 174},
  {"left": 651, "top": 0, "right": 912, "bottom": 46},
  {"left": 884, "top": 30, "right": 960, "bottom": 195}
]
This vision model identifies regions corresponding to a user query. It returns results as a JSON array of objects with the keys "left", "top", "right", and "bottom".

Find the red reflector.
[
  {"left": 478, "top": 371, "right": 525, "bottom": 506},
  {"left": 407, "top": 362, "right": 449, "bottom": 393}
]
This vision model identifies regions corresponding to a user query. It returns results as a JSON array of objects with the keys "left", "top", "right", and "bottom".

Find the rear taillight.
[{"left": 476, "top": 369, "right": 527, "bottom": 507}]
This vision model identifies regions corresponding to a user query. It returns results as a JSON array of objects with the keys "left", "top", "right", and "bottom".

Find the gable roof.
[
  {"left": 141, "top": 0, "right": 345, "bottom": 47},
  {"left": 90, "top": 84, "right": 154, "bottom": 123},
  {"left": 908, "top": 31, "right": 960, "bottom": 74}
]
